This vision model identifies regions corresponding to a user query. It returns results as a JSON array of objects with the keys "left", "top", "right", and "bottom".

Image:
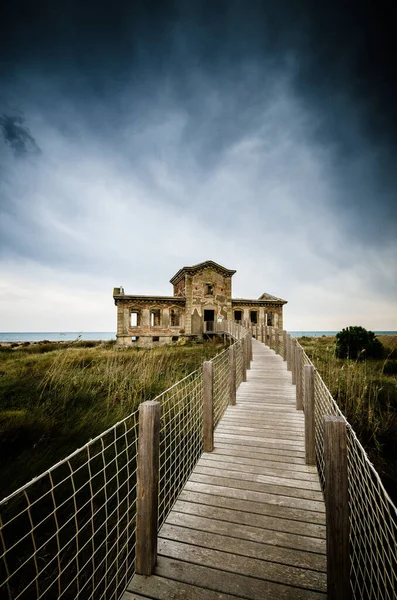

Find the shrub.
[
  {"left": 335, "top": 326, "right": 384, "bottom": 360},
  {"left": 383, "top": 360, "right": 397, "bottom": 375}
]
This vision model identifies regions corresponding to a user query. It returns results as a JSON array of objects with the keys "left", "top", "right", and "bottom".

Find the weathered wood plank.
[
  {"left": 159, "top": 523, "right": 326, "bottom": 571},
  {"left": 167, "top": 509, "right": 326, "bottom": 554},
  {"left": 128, "top": 573, "right": 242, "bottom": 600},
  {"left": 157, "top": 539, "right": 327, "bottom": 592},
  {"left": 198, "top": 456, "right": 321, "bottom": 481},
  {"left": 154, "top": 556, "right": 327, "bottom": 600},
  {"left": 207, "top": 443, "right": 318, "bottom": 477},
  {"left": 195, "top": 461, "right": 323, "bottom": 491},
  {"left": 174, "top": 494, "right": 327, "bottom": 539},
  {"left": 190, "top": 471, "right": 325, "bottom": 503},
  {"left": 213, "top": 443, "right": 309, "bottom": 465},
  {"left": 184, "top": 480, "right": 326, "bottom": 519}
]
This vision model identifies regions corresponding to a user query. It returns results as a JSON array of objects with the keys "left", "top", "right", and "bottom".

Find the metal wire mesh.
[
  {"left": 212, "top": 349, "right": 231, "bottom": 428},
  {"left": 291, "top": 336, "right": 397, "bottom": 600},
  {"left": 235, "top": 341, "right": 244, "bottom": 388},
  {"left": 158, "top": 370, "right": 203, "bottom": 529},
  {"left": 0, "top": 412, "right": 139, "bottom": 600},
  {"left": 0, "top": 321, "right": 252, "bottom": 600},
  {"left": 347, "top": 427, "right": 397, "bottom": 599}
]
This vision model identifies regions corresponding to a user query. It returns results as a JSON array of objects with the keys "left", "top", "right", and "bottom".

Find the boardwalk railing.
[
  {"left": 0, "top": 323, "right": 251, "bottom": 600},
  {"left": 254, "top": 324, "right": 397, "bottom": 600}
]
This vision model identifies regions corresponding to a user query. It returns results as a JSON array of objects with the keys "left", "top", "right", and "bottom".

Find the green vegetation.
[
  {"left": 298, "top": 333, "right": 397, "bottom": 503},
  {"left": 0, "top": 340, "right": 224, "bottom": 499},
  {"left": 335, "top": 325, "right": 384, "bottom": 359}
]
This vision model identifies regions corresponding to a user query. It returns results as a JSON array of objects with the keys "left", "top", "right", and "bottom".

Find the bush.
[
  {"left": 383, "top": 360, "right": 397, "bottom": 375},
  {"left": 335, "top": 326, "right": 384, "bottom": 360}
]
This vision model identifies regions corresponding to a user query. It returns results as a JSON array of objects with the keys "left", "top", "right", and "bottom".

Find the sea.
[{"left": 0, "top": 331, "right": 396, "bottom": 342}]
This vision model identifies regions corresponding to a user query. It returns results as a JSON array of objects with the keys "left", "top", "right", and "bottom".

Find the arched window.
[
  {"left": 130, "top": 310, "right": 141, "bottom": 327},
  {"left": 170, "top": 308, "right": 180, "bottom": 327}
]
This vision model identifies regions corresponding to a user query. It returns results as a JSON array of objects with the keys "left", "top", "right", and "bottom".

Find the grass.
[
  {"left": 0, "top": 339, "right": 225, "bottom": 499},
  {"left": 298, "top": 334, "right": 397, "bottom": 503}
]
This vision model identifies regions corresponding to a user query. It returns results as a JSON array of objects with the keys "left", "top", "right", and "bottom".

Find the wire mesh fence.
[
  {"left": 278, "top": 331, "right": 397, "bottom": 600},
  {"left": 212, "top": 350, "right": 231, "bottom": 428},
  {"left": 1, "top": 322, "right": 251, "bottom": 600},
  {"left": 0, "top": 412, "right": 139, "bottom": 600},
  {"left": 158, "top": 369, "right": 203, "bottom": 529}
]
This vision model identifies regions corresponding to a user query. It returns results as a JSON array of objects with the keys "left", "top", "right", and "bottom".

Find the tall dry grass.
[
  {"left": 0, "top": 340, "right": 224, "bottom": 498},
  {"left": 299, "top": 335, "right": 397, "bottom": 501}
]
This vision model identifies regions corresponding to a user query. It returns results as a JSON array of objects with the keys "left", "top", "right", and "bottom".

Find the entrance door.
[{"left": 204, "top": 310, "right": 215, "bottom": 333}]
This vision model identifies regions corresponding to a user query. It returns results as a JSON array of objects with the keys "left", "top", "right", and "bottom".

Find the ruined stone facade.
[{"left": 113, "top": 261, "right": 287, "bottom": 347}]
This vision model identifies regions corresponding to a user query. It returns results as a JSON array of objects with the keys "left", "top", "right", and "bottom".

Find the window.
[
  {"left": 170, "top": 308, "right": 180, "bottom": 327},
  {"left": 266, "top": 312, "right": 273, "bottom": 326},
  {"left": 234, "top": 310, "right": 242, "bottom": 322},
  {"left": 151, "top": 309, "right": 161, "bottom": 327},
  {"left": 152, "top": 336, "right": 159, "bottom": 342},
  {"left": 172, "top": 336, "right": 178, "bottom": 342},
  {"left": 130, "top": 310, "right": 140, "bottom": 327},
  {"left": 205, "top": 283, "right": 214, "bottom": 296},
  {"left": 131, "top": 336, "right": 139, "bottom": 342},
  {"left": 250, "top": 311, "right": 258, "bottom": 324}
]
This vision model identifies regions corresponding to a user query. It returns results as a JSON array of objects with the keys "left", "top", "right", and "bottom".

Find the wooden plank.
[
  {"left": 175, "top": 494, "right": 327, "bottom": 539},
  {"left": 157, "top": 539, "right": 327, "bottom": 592},
  {"left": 184, "top": 481, "right": 326, "bottom": 519},
  {"left": 154, "top": 556, "right": 327, "bottom": 600},
  {"left": 213, "top": 443, "right": 308, "bottom": 465},
  {"left": 195, "top": 461, "right": 322, "bottom": 491},
  {"left": 190, "top": 471, "right": 324, "bottom": 502},
  {"left": 123, "top": 592, "right": 152, "bottom": 600},
  {"left": 216, "top": 428, "right": 305, "bottom": 445},
  {"left": 159, "top": 523, "right": 326, "bottom": 571},
  {"left": 218, "top": 421, "right": 306, "bottom": 434},
  {"left": 167, "top": 509, "right": 326, "bottom": 554},
  {"left": 128, "top": 573, "right": 242, "bottom": 600},
  {"left": 198, "top": 456, "right": 321, "bottom": 482}
]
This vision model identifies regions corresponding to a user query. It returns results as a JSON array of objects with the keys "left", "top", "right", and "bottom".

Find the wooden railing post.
[
  {"left": 269, "top": 327, "right": 273, "bottom": 349},
  {"left": 291, "top": 338, "right": 296, "bottom": 384},
  {"left": 229, "top": 345, "right": 236, "bottom": 405},
  {"left": 295, "top": 345, "right": 303, "bottom": 410},
  {"left": 274, "top": 328, "right": 279, "bottom": 354},
  {"left": 324, "top": 416, "right": 351, "bottom": 600},
  {"left": 286, "top": 334, "right": 291, "bottom": 371},
  {"left": 283, "top": 330, "right": 287, "bottom": 361},
  {"left": 249, "top": 334, "right": 253, "bottom": 362},
  {"left": 246, "top": 336, "right": 251, "bottom": 370},
  {"left": 264, "top": 323, "right": 268, "bottom": 346},
  {"left": 203, "top": 361, "right": 214, "bottom": 452},
  {"left": 242, "top": 338, "right": 247, "bottom": 382},
  {"left": 304, "top": 365, "right": 315, "bottom": 463},
  {"left": 260, "top": 323, "right": 264, "bottom": 343},
  {"left": 136, "top": 401, "right": 161, "bottom": 576}
]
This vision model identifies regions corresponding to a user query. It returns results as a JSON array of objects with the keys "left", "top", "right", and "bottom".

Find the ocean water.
[
  {"left": 0, "top": 331, "right": 395, "bottom": 342},
  {"left": 289, "top": 331, "right": 397, "bottom": 337},
  {"left": 0, "top": 332, "right": 116, "bottom": 342}
]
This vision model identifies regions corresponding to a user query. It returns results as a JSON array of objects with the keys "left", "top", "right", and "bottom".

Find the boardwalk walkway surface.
[{"left": 124, "top": 339, "right": 327, "bottom": 600}]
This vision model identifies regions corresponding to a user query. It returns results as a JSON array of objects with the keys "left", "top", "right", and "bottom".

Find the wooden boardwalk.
[{"left": 124, "top": 339, "right": 327, "bottom": 599}]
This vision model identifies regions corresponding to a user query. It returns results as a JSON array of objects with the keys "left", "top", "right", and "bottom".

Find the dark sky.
[{"left": 0, "top": 1, "right": 396, "bottom": 330}]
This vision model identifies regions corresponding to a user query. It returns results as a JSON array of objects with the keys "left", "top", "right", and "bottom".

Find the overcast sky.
[{"left": 1, "top": 1, "right": 396, "bottom": 332}]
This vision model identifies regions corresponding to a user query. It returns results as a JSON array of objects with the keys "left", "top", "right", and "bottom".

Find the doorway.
[{"left": 204, "top": 309, "right": 215, "bottom": 333}]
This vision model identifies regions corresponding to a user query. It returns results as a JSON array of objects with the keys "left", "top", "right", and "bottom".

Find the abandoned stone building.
[{"left": 113, "top": 260, "right": 287, "bottom": 347}]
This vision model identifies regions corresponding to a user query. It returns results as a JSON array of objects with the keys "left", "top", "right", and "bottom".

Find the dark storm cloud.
[{"left": 0, "top": 1, "right": 396, "bottom": 293}]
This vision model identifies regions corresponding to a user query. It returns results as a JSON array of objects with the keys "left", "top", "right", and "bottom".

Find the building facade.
[{"left": 113, "top": 260, "right": 287, "bottom": 347}]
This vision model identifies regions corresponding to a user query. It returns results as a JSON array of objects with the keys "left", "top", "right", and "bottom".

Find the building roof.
[
  {"left": 170, "top": 260, "right": 236, "bottom": 285},
  {"left": 258, "top": 292, "right": 288, "bottom": 303},
  {"left": 232, "top": 295, "right": 287, "bottom": 306},
  {"left": 113, "top": 294, "right": 186, "bottom": 304}
]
